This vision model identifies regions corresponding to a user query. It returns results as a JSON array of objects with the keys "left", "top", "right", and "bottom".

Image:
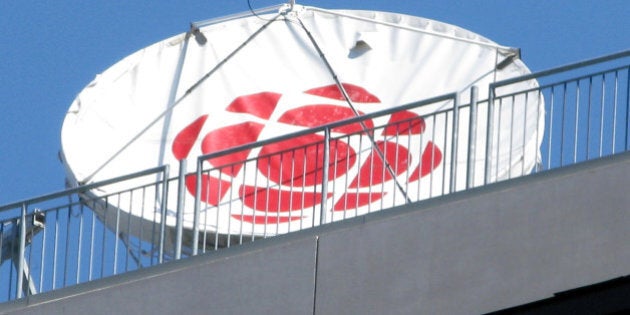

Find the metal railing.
[
  {"left": 0, "top": 166, "right": 170, "bottom": 301},
  {"left": 490, "top": 50, "right": 630, "bottom": 180},
  {"left": 1, "top": 49, "right": 629, "bottom": 303},
  {"left": 189, "top": 93, "right": 458, "bottom": 253}
]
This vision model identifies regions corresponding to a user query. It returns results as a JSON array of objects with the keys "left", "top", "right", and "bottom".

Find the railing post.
[
  {"left": 467, "top": 86, "right": 479, "bottom": 189},
  {"left": 158, "top": 165, "right": 170, "bottom": 264},
  {"left": 449, "top": 95, "right": 460, "bottom": 193},
  {"left": 320, "top": 127, "right": 331, "bottom": 225},
  {"left": 16, "top": 203, "right": 27, "bottom": 299},
  {"left": 175, "top": 159, "right": 187, "bottom": 259},
  {"left": 484, "top": 85, "right": 496, "bottom": 185},
  {"left": 192, "top": 158, "right": 201, "bottom": 256}
]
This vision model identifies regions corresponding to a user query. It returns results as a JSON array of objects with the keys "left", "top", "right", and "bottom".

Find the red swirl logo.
[{"left": 171, "top": 83, "right": 442, "bottom": 225}]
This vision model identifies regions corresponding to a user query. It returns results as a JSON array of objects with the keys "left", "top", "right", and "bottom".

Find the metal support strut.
[{"left": 295, "top": 16, "right": 413, "bottom": 205}]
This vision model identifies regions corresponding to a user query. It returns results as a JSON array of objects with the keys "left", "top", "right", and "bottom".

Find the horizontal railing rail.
[
  {"left": 1, "top": 49, "right": 629, "bottom": 304},
  {"left": 494, "top": 50, "right": 630, "bottom": 88}
]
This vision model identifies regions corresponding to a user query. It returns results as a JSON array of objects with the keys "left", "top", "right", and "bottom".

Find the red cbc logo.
[{"left": 171, "top": 83, "right": 442, "bottom": 225}]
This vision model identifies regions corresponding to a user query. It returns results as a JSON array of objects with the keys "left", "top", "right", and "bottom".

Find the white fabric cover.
[{"left": 61, "top": 7, "right": 544, "bottom": 236}]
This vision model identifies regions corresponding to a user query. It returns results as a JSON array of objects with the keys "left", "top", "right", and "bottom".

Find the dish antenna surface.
[{"left": 61, "top": 3, "right": 544, "bottom": 240}]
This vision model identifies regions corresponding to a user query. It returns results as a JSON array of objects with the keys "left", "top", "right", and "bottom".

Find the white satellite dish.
[{"left": 60, "top": 4, "right": 544, "bottom": 242}]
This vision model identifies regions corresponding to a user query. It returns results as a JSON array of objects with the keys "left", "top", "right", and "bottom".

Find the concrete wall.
[{"left": 3, "top": 153, "right": 630, "bottom": 314}]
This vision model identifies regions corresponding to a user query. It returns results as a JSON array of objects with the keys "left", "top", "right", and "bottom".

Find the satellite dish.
[{"left": 60, "top": 4, "right": 544, "bottom": 242}]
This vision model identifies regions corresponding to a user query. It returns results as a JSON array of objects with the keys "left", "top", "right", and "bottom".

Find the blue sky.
[{"left": 1, "top": 0, "right": 628, "bottom": 205}]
